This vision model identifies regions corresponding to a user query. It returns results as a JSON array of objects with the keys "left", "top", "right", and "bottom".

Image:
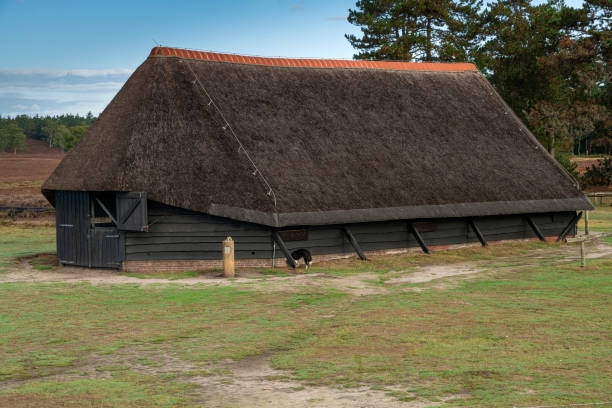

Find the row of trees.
[
  {"left": 0, "top": 113, "right": 96, "bottom": 154},
  {"left": 347, "top": 0, "right": 611, "bottom": 159}
]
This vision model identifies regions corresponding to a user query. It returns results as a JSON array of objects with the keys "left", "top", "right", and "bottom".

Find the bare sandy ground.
[
  {"left": 0, "top": 344, "right": 460, "bottom": 408},
  {"left": 3, "top": 239, "right": 611, "bottom": 294}
]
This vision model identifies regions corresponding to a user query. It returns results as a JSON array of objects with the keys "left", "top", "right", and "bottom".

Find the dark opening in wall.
[
  {"left": 278, "top": 229, "right": 308, "bottom": 241},
  {"left": 413, "top": 222, "right": 437, "bottom": 233}
]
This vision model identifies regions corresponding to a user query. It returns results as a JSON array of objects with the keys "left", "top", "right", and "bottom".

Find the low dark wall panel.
[
  {"left": 126, "top": 202, "right": 273, "bottom": 261},
  {"left": 126, "top": 202, "right": 577, "bottom": 262},
  {"left": 279, "top": 227, "right": 348, "bottom": 256}
]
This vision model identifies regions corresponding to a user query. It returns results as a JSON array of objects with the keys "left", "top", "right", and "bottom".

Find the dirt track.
[{"left": 4, "top": 238, "right": 612, "bottom": 292}]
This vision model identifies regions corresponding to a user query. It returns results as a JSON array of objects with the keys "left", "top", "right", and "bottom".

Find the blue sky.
[{"left": 0, "top": 0, "right": 585, "bottom": 116}]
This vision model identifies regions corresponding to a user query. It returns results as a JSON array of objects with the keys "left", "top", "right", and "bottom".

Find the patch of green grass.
[
  {"left": 310, "top": 240, "right": 551, "bottom": 278},
  {"left": 0, "top": 283, "right": 344, "bottom": 382},
  {"left": 0, "top": 221, "right": 610, "bottom": 407},
  {"left": 31, "top": 265, "right": 53, "bottom": 270},
  {"left": 28, "top": 253, "right": 59, "bottom": 271},
  {"left": 283, "top": 290, "right": 347, "bottom": 310},
  {"left": 272, "top": 258, "right": 612, "bottom": 407},
  {"left": 580, "top": 206, "right": 612, "bottom": 233},
  {"left": 0, "top": 224, "right": 55, "bottom": 267},
  {"left": 1, "top": 373, "right": 196, "bottom": 407}
]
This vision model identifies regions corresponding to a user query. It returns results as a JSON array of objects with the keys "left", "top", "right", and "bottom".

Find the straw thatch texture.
[{"left": 43, "top": 52, "right": 591, "bottom": 227}]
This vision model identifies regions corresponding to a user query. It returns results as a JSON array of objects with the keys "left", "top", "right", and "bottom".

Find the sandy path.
[
  {"left": 184, "top": 356, "right": 457, "bottom": 408},
  {"left": 0, "top": 346, "right": 458, "bottom": 408},
  {"left": 0, "top": 263, "right": 389, "bottom": 296},
  {"left": 386, "top": 264, "right": 482, "bottom": 284},
  {"left": 3, "top": 238, "right": 611, "bottom": 295}
]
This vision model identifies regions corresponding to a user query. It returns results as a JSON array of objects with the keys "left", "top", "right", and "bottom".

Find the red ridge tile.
[{"left": 149, "top": 47, "right": 477, "bottom": 72}]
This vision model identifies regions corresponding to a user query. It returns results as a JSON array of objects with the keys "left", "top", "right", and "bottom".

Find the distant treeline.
[{"left": 0, "top": 113, "right": 97, "bottom": 153}]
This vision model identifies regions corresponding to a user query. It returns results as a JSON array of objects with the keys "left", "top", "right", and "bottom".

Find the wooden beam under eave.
[
  {"left": 524, "top": 215, "right": 546, "bottom": 242},
  {"left": 408, "top": 222, "right": 430, "bottom": 254},
  {"left": 468, "top": 218, "right": 487, "bottom": 246},
  {"left": 342, "top": 226, "right": 367, "bottom": 261},
  {"left": 557, "top": 212, "right": 583, "bottom": 242},
  {"left": 272, "top": 230, "right": 297, "bottom": 268}
]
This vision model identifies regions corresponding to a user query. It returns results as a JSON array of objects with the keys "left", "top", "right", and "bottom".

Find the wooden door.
[
  {"left": 55, "top": 191, "right": 90, "bottom": 266},
  {"left": 90, "top": 227, "right": 123, "bottom": 269}
]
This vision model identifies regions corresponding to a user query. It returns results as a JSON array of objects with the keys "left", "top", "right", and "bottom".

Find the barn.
[{"left": 42, "top": 46, "right": 593, "bottom": 271}]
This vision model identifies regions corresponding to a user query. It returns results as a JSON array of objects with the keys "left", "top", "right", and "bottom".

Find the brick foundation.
[{"left": 122, "top": 236, "right": 561, "bottom": 273}]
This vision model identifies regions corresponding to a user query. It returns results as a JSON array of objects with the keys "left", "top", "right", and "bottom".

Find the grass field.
[
  {"left": 0, "top": 208, "right": 610, "bottom": 407},
  {"left": 0, "top": 223, "right": 55, "bottom": 270}
]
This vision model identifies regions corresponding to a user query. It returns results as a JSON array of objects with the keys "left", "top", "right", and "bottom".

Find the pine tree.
[
  {"left": 523, "top": 0, "right": 610, "bottom": 156},
  {"left": 476, "top": 0, "right": 586, "bottom": 122},
  {"left": 345, "top": 0, "right": 482, "bottom": 62},
  {"left": 0, "top": 120, "right": 7, "bottom": 154}
]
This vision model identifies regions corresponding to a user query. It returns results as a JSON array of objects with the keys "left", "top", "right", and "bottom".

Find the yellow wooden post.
[{"left": 223, "top": 236, "right": 235, "bottom": 277}]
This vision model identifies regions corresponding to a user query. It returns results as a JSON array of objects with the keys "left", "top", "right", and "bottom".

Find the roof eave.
[{"left": 208, "top": 197, "right": 594, "bottom": 228}]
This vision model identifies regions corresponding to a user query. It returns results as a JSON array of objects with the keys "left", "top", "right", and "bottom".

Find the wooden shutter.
[{"left": 116, "top": 192, "right": 148, "bottom": 231}]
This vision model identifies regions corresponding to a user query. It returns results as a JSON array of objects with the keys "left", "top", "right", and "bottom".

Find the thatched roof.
[{"left": 43, "top": 46, "right": 592, "bottom": 227}]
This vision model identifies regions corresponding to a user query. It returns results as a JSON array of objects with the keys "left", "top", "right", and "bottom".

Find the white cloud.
[
  {"left": 69, "top": 68, "right": 133, "bottom": 77},
  {"left": 0, "top": 67, "right": 132, "bottom": 116},
  {"left": 2, "top": 81, "right": 128, "bottom": 96},
  {"left": 0, "top": 68, "right": 133, "bottom": 78}
]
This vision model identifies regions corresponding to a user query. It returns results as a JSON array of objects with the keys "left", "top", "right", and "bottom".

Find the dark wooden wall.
[
  {"left": 55, "top": 191, "right": 125, "bottom": 268},
  {"left": 125, "top": 203, "right": 272, "bottom": 260},
  {"left": 124, "top": 201, "right": 577, "bottom": 262},
  {"left": 56, "top": 191, "right": 90, "bottom": 266},
  {"left": 275, "top": 213, "right": 575, "bottom": 258}
]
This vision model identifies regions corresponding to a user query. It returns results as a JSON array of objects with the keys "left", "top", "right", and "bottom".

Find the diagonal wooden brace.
[
  {"left": 408, "top": 222, "right": 430, "bottom": 254},
  {"left": 468, "top": 218, "right": 487, "bottom": 246},
  {"left": 272, "top": 231, "right": 297, "bottom": 268},
  {"left": 342, "top": 226, "right": 367, "bottom": 260},
  {"left": 557, "top": 212, "right": 583, "bottom": 242},
  {"left": 95, "top": 197, "right": 117, "bottom": 225},
  {"left": 524, "top": 215, "right": 545, "bottom": 242}
]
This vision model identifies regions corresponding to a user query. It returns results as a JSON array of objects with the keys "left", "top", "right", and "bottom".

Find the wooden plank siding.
[
  {"left": 56, "top": 191, "right": 90, "bottom": 266},
  {"left": 126, "top": 203, "right": 272, "bottom": 261},
  {"left": 124, "top": 202, "right": 577, "bottom": 262}
]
